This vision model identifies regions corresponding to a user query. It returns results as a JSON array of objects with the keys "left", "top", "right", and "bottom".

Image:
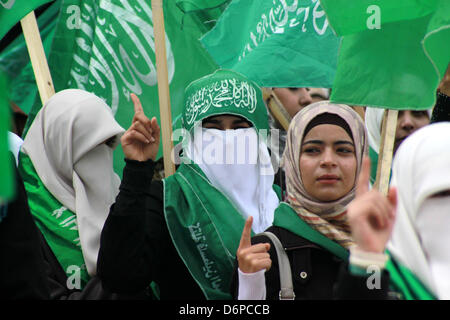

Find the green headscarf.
[{"left": 182, "top": 69, "right": 270, "bottom": 133}]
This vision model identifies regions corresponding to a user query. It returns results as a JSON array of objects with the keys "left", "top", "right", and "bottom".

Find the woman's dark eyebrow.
[
  {"left": 203, "top": 118, "right": 220, "bottom": 124},
  {"left": 302, "top": 140, "right": 354, "bottom": 146},
  {"left": 334, "top": 141, "right": 354, "bottom": 146},
  {"left": 302, "top": 140, "right": 323, "bottom": 146},
  {"left": 232, "top": 118, "right": 252, "bottom": 126}
]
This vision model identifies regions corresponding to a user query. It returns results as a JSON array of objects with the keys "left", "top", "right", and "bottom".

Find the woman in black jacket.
[{"left": 233, "top": 102, "right": 398, "bottom": 300}]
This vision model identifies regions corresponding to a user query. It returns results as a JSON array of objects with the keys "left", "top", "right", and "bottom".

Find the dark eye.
[
  {"left": 411, "top": 111, "right": 429, "bottom": 119},
  {"left": 303, "top": 147, "right": 320, "bottom": 154},
  {"left": 337, "top": 147, "right": 354, "bottom": 154},
  {"left": 105, "top": 136, "right": 117, "bottom": 147},
  {"left": 202, "top": 122, "right": 221, "bottom": 130},
  {"left": 431, "top": 190, "right": 450, "bottom": 198},
  {"left": 233, "top": 120, "right": 252, "bottom": 129}
]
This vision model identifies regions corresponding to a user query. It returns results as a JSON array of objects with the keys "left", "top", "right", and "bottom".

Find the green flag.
[
  {"left": 320, "top": 0, "right": 450, "bottom": 110},
  {"left": 176, "top": 0, "right": 230, "bottom": 13},
  {"left": 200, "top": 0, "right": 340, "bottom": 88},
  {"left": 0, "top": 0, "right": 59, "bottom": 116},
  {"left": 0, "top": 72, "right": 14, "bottom": 204},
  {"left": 23, "top": 0, "right": 222, "bottom": 177},
  {"left": 0, "top": 0, "right": 54, "bottom": 40},
  {"left": 176, "top": 0, "right": 230, "bottom": 31}
]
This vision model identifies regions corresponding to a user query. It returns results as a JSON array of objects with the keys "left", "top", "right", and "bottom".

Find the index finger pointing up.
[
  {"left": 239, "top": 216, "right": 253, "bottom": 250},
  {"left": 131, "top": 93, "right": 144, "bottom": 114}
]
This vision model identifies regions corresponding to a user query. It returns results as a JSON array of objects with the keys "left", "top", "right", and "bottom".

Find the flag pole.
[
  {"left": 262, "top": 88, "right": 291, "bottom": 131},
  {"left": 151, "top": 0, "right": 175, "bottom": 177},
  {"left": 373, "top": 109, "right": 398, "bottom": 195},
  {"left": 352, "top": 106, "right": 366, "bottom": 121},
  {"left": 20, "top": 10, "right": 55, "bottom": 105}
]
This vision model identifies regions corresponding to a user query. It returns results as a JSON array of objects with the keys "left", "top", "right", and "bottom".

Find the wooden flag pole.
[
  {"left": 373, "top": 109, "right": 398, "bottom": 195},
  {"left": 151, "top": 0, "right": 175, "bottom": 177},
  {"left": 20, "top": 11, "right": 55, "bottom": 105},
  {"left": 352, "top": 106, "right": 366, "bottom": 121},
  {"left": 262, "top": 88, "right": 292, "bottom": 131}
]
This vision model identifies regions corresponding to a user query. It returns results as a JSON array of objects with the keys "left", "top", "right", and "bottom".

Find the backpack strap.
[{"left": 259, "top": 231, "right": 295, "bottom": 300}]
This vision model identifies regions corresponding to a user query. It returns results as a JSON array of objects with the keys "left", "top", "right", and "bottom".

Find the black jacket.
[
  {"left": 0, "top": 161, "right": 50, "bottom": 299},
  {"left": 97, "top": 159, "right": 205, "bottom": 300},
  {"left": 231, "top": 225, "right": 392, "bottom": 300},
  {"left": 431, "top": 91, "right": 450, "bottom": 123}
]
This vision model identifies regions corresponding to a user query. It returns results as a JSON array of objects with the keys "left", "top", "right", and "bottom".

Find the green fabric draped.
[
  {"left": 320, "top": 0, "right": 450, "bottom": 110},
  {"left": 385, "top": 251, "right": 436, "bottom": 300},
  {"left": 0, "top": 0, "right": 54, "bottom": 40},
  {"left": 163, "top": 162, "right": 280, "bottom": 299},
  {"left": 0, "top": 72, "right": 14, "bottom": 204},
  {"left": 18, "top": 152, "right": 89, "bottom": 288},
  {"left": 273, "top": 202, "right": 349, "bottom": 260},
  {"left": 201, "top": 0, "right": 340, "bottom": 88},
  {"left": 163, "top": 162, "right": 247, "bottom": 299}
]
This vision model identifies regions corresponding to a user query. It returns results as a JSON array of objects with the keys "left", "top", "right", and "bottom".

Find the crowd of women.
[{"left": 1, "top": 67, "right": 450, "bottom": 300}]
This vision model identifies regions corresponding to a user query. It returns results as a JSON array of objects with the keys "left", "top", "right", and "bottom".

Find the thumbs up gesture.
[
  {"left": 121, "top": 93, "right": 160, "bottom": 162},
  {"left": 236, "top": 217, "right": 272, "bottom": 273},
  {"left": 347, "top": 157, "right": 397, "bottom": 253}
]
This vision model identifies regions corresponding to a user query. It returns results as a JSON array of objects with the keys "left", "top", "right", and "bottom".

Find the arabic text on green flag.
[
  {"left": 320, "top": 0, "right": 450, "bottom": 110},
  {"left": 201, "top": 0, "right": 340, "bottom": 88},
  {"left": 23, "top": 0, "right": 221, "bottom": 177}
]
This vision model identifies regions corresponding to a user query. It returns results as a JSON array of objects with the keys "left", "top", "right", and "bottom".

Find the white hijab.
[
  {"left": 20, "top": 89, "right": 125, "bottom": 276},
  {"left": 388, "top": 122, "right": 450, "bottom": 299},
  {"left": 364, "top": 107, "right": 385, "bottom": 154},
  {"left": 8, "top": 131, "right": 23, "bottom": 166},
  {"left": 184, "top": 126, "right": 279, "bottom": 234}
]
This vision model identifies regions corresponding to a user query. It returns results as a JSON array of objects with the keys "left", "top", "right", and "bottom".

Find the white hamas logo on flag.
[{"left": 184, "top": 79, "right": 258, "bottom": 126}]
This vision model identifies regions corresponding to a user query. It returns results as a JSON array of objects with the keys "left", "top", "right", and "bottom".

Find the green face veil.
[{"left": 181, "top": 69, "right": 270, "bottom": 133}]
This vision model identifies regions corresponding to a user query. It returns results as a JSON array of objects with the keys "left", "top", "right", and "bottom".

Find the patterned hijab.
[{"left": 281, "top": 101, "right": 368, "bottom": 248}]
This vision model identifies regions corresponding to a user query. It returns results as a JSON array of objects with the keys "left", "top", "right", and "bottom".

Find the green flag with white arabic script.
[
  {"left": 201, "top": 0, "right": 340, "bottom": 88},
  {"left": 0, "top": 0, "right": 54, "bottom": 41},
  {"left": 23, "top": 0, "right": 222, "bottom": 177},
  {"left": 320, "top": 0, "right": 450, "bottom": 110},
  {"left": 0, "top": 72, "right": 14, "bottom": 204}
]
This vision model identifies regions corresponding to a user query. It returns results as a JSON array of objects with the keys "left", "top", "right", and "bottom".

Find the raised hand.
[
  {"left": 236, "top": 217, "right": 272, "bottom": 274},
  {"left": 347, "top": 157, "right": 397, "bottom": 253},
  {"left": 121, "top": 93, "right": 160, "bottom": 162}
]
